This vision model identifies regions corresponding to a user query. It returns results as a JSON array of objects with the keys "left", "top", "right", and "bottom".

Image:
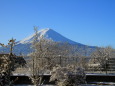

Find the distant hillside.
[{"left": 0, "top": 29, "right": 96, "bottom": 55}]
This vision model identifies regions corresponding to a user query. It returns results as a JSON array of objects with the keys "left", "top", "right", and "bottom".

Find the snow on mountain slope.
[
  {"left": 0, "top": 28, "right": 96, "bottom": 55},
  {"left": 17, "top": 28, "right": 79, "bottom": 45},
  {"left": 18, "top": 29, "right": 49, "bottom": 44}
]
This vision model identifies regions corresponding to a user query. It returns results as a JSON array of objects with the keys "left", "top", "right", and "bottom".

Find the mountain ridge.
[
  {"left": 0, "top": 28, "right": 96, "bottom": 55},
  {"left": 17, "top": 28, "right": 80, "bottom": 45}
]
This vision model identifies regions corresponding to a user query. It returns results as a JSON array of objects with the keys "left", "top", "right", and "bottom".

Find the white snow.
[
  {"left": 17, "top": 28, "right": 50, "bottom": 44},
  {"left": 18, "top": 33, "right": 35, "bottom": 44},
  {"left": 17, "top": 28, "right": 77, "bottom": 45}
]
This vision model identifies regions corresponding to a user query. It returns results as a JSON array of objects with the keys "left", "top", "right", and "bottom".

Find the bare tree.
[
  {"left": 29, "top": 27, "right": 57, "bottom": 85},
  {"left": 0, "top": 38, "right": 17, "bottom": 86},
  {"left": 50, "top": 65, "right": 86, "bottom": 86},
  {"left": 90, "top": 46, "right": 113, "bottom": 73},
  {"left": 29, "top": 27, "right": 74, "bottom": 85},
  {"left": 29, "top": 27, "right": 89, "bottom": 85}
]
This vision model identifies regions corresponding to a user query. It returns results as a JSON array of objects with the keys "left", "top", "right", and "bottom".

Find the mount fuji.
[
  {"left": 17, "top": 28, "right": 79, "bottom": 45},
  {"left": 0, "top": 28, "right": 96, "bottom": 55}
]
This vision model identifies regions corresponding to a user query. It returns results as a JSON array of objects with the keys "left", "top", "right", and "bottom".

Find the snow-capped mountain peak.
[
  {"left": 0, "top": 28, "right": 96, "bottom": 55},
  {"left": 18, "top": 28, "right": 50, "bottom": 44},
  {"left": 18, "top": 28, "right": 78, "bottom": 44}
]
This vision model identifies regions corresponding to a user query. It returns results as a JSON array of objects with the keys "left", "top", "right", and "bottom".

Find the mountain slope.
[
  {"left": 17, "top": 28, "right": 80, "bottom": 45},
  {"left": 0, "top": 28, "right": 96, "bottom": 55}
]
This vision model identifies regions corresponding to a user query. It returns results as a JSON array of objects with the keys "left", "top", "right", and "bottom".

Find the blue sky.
[{"left": 0, "top": 0, "right": 115, "bottom": 47}]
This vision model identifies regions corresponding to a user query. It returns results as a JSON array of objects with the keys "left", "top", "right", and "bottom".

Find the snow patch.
[{"left": 17, "top": 28, "right": 77, "bottom": 44}]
